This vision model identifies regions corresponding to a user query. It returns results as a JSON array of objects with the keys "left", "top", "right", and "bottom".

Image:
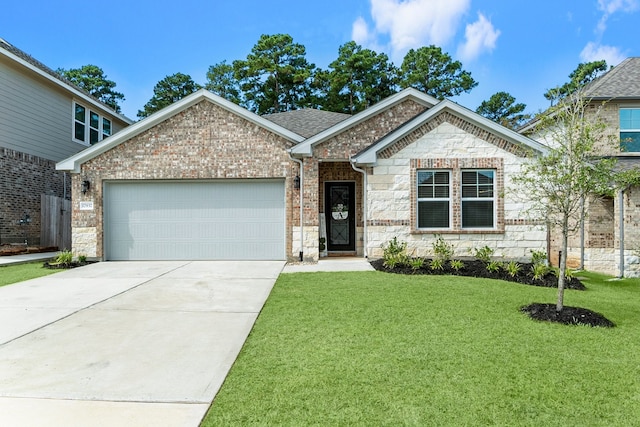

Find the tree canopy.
[
  {"left": 476, "top": 91, "right": 530, "bottom": 130},
  {"left": 322, "top": 41, "right": 399, "bottom": 114},
  {"left": 57, "top": 64, "right": 125, "bottom": 113},
  {"left": 137, "top": 73, "right": 201, "bottom": 118},
  {"left": 231, "top": 34, "right": 315, "bottom": 114},
  {"left": 544, "top": 60, "right": 608, "bottom": 105},
  {"left": 398, "top": 46, "right": 477, "bottom": 100},
  {"left": 147, "top": 35, "right": 482, "bottom": 116}
]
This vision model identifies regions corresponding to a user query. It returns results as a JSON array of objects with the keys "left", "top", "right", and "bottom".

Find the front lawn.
[
  {"left": 0, "top": 262, "right": 60, "bottom": 287},
  {"left": 203, "top": 270, "right": 640, "bottom": 426}
]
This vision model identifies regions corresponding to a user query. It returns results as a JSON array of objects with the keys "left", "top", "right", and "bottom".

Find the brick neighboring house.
[
  {"left": 0, "top": 38, "right": 131, "bottom": 247},
  {"left": 57, "top": 87, "right": 549, "bottom": 262},
  {"left": 523, "top": 57, "right": 640, "bottom": 277}
]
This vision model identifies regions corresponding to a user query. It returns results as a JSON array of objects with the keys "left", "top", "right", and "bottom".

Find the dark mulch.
[
  {"left": 0, "top": 245, "right": 59, "bottom": 256},
  {"left": 520, "top": 303, "right": 615, "bottom": 328},
  {"left": 43, "top": 260, "right": 97, "bottom": 270},
  {"left": 369, "top": 258, "right": 586, "bottom": 290}
]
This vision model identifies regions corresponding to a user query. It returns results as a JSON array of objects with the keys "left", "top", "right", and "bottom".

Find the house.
[
  {"left": 56, "top": 87, "right": 549, "bottom": 262},
  {"left": 0, "top": 38, "right": 131, "bottom": 247},
  {"left": 522, "top": 58, "right": 640, "bottom": 277}
]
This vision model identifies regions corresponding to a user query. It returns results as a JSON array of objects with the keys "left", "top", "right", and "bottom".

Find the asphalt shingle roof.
[
  {"left": 263, "top": 108, "right": 351, "bottom": 138},
  {"left": 584, "top": 57, "right": 640, "bottom": 99}
]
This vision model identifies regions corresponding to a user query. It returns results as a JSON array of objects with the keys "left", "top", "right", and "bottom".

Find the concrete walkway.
[
  {"left": 0, "top": 251, "right": 58, "bottom": 266},
  {"left": 0, "top": 260, "right": 284, "bottom": 427}
]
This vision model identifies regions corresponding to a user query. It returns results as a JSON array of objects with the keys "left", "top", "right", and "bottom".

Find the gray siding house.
[{"left": 0, "top": 38, "right": 131, "bottom": 246}]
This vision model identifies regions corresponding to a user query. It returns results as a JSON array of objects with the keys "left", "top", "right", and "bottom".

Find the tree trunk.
[{"left": 557, "top": 221, "right": 569, "bottom": 312}]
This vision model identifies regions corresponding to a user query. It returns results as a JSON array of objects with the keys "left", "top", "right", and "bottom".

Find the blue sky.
[{"left": 2, "top": 0, "right": 639, "bottom": 119}]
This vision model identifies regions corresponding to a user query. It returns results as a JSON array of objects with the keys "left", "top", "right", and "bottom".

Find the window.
[
  {"left": 415, "top": 167, "right": 497, "bottom": 231},
  {"left": 620, "top": 108, "right": 640, "bottom": 152},
  {"left": 417, "top": 170, "right": 450, "bottom": 228},
  {"left": 461, "top": 170, "right": 495, "bottom": 228},
  {"left": 73, "top": 102, "right": 112, "bottom": 145}
]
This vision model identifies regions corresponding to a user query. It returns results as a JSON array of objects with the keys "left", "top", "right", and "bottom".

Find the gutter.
[
  {"left": 288, "top": 152, "right": 304, "bottom": 261},
  {"left": 350, "top": 158, "right": 368, "bottom": 258}
]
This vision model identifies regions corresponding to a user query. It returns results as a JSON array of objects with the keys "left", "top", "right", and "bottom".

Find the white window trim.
[
  {"left": 72, "top": 101, "right": 112, "bottom": 145},
  {"left": 416, "top": 170, "right": 452, "bottom": 230},
  {"left": 460, "top": 169, "right": 496, "bottom": 230}
]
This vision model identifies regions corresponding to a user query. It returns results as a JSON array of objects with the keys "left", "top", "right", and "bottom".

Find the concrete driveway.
[{"left": 0, "top": 260, "right": 284, "bottom": 426}]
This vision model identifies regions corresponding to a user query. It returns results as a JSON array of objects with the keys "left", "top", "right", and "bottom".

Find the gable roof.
[
  {"left": 290, "top": 88, "right": 439, "bottom": 156},
  {"left": 583, "top": 57, "right": 640, "bottom": 99},
  {"left": 56, "top": 89, "right": 305, "bottom": 173},
  {"left": 264, "top": 109, "right": 350, "bottom": 138},
  {"left": 352, "top": 99, "right": 548, "bottom": 165},
  {"left": 0, "top": 38, "right": 132, "bottom": 124}
]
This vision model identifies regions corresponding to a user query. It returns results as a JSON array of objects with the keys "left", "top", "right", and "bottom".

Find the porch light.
[
  {"left": 293, "top": 175, "right": 300, "bottom": 190},
  {"left": 81, "top": 180, "right": 91, "bottom": 194}
]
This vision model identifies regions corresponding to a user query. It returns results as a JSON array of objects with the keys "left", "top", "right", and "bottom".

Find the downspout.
[
  {"left": 579, "top": 196, "right": 585, "bottom": 270},
  {"left": 289, "top": 152, "right": 304, "bottom": 262},
  {"left": 619, "top": 189, "right": 625, "bottom": 278},
  {"left": 350, "top": 157, "right": 368, "bottom": 258}
]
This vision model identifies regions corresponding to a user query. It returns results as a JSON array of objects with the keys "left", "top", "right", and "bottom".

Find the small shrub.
[
  {"left": 450, "top": 259, "right": 464, "bottom": 271},
  {"left": 486, "top": 260, "right": 502, "bottom": 273},
  {"left": 530, "top": 249, "right": 547, "bottom": 266},
  {"left": 382, "top": 237, "right": 407, "bottom": 258},
  {"left": 531, "top": 263, "right": 548, "bottom": 280},
  {"left": 473, "top": 246, "right": 494, "bottom": 264},
  {"left": 432, "top": 235, "right": 454, "bottom": 261},
  {"left": 553, "top": 267, "right": 575, "bottom": 280},
  {"left": 78, "top": 254, "right": 87, "bottom": 263},
  {"left": 504, "top": 260, "right": 521, "bottom": 277},
  {"left": 409, "top": 257, "right": 425, "bottom": 271},
  {"left": 55, "top": 250, "right": 73, "bottom": 265},
  {"left": 382, "top": 237, "right": 408, "bottom": 269},
  {"left": 429, "top": 258, "right": 445, "bottom": 271}
]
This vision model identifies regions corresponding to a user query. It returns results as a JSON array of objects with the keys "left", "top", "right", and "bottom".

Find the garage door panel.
[{"left": 104, "top": 180, "right": 285, "bottom": 260}]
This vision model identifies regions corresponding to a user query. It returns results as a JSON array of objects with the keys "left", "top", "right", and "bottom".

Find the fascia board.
[
  {"left": 352, "top": 100, "right": 548, "bottom": 165},
  {"left": 290, "top": 88, "right": 438, "bottom": 156},
  {"left": 57, "top": 90, "right": 304, "bottom": 173}
]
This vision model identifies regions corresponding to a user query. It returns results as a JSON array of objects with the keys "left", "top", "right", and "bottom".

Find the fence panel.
[{"left": 40, "top": 195, "right": 71, "bottom": 250}]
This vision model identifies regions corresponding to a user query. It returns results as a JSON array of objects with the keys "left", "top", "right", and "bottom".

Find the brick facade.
[
  {"left": 297, "top": 99, "right": 428, "bottom": 258},
  {"left": 0, "top": 147, "right": 70, "bottom": 245},
  {"left": 73, "top": 100, "right": 299, "bottom": 259}
]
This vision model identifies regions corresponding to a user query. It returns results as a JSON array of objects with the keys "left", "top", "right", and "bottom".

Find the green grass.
[
  {"left": 0, "top": 262, "right": 59, "bottom": 287},
  {"left": 203, "top": 271, "right": 640, "bottom": 426}
]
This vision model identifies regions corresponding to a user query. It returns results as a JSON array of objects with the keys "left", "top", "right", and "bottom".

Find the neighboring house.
[
  {"left": 522, "top": 57, "right": 640, "bottom": 277},
  {"left": 0, "top": 38, "right": 131, "bottom": 246},
  {"left": 56, "top": 87, "right": 549, "bottom": 262}
]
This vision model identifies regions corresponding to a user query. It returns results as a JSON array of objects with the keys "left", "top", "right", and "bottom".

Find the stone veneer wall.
[
  {"left": 298, "top": 99, "right": 428, "bottom": 259},
  {"left": 366, "top": 118, "right": 546, "bottom": 260},
  {"left": 0, "top": 147, "right": 70, "bottom": 244},
  {"left": 72, "top": 101, "right": 298, "bottom": 259}
]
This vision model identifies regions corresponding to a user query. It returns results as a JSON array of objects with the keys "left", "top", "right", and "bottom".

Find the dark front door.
[{"left": 325, "top": 182, "right": 355, "bottom": 252}]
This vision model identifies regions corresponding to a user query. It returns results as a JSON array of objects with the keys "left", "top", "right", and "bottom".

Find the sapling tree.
[{"left": 515, "top": 89, "right": 617, "bottom": 311}]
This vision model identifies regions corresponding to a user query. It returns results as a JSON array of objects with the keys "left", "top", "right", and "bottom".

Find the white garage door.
[{"left": 104, "top": 180, "right": 285, "bottom": 260}]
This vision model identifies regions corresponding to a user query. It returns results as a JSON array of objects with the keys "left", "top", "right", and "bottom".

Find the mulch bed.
[
  {"left": 370, "top": 258, "right": 615, "bottom": 328},
  {"left": 369, "top": 258, "right": 585, "bottom": 290},
  {"left": 43, "top": 260, "right": 97, "bottom": 270},
  {"left": 0, "top": 245, "right": 58, "bottom": 256},
  {"left": 520, "top": 303, "right": 615, "bottom": 328}
]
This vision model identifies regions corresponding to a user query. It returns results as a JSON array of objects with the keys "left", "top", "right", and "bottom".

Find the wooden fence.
[{"left": 40, "top": 194, "right": 71, "bottom": 250}]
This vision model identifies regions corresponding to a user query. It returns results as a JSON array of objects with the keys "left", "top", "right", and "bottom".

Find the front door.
[{"left": 325, "top": 182, "right": 355, "bottom": 252}]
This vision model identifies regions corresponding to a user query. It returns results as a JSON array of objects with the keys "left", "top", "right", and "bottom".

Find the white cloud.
[
  {"left": 355, "top": 0, "right": 471, "bottom": 61},
  {"left": 457, "top": 13, "right": 500, "bottom": 62},
  {"left": 596, "top": 0, "right": 639, "bottom": 33},
  {"left": 580, "top": 42, "right": 626, "bottom": 66}
]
